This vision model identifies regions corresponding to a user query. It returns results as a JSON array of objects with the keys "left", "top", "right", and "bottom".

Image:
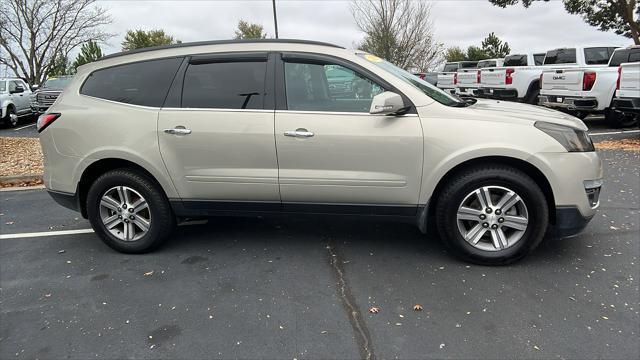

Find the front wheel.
[
  {"left": 86, "top": 169, "right": 175, "bottom": 253},
  {"left": 2, "top": 107, "right": 18, "bottom": 128},
  {"left": 435, "top": 165, "right": 549, "bottom": 265}
]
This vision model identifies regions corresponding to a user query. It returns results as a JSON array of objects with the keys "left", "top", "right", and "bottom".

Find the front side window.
[
  {"left": 182, "top": 61, "right": 266, "bottom": 109},
  {"left": 284, "top": 62, "right": 383, "bottom": 113},
  {"left": 8, "top": 81, "right": 17, "bottom": 92},
  {"left": 81, "top": 57, "right": 182, "bottom": 107},
  {"left": 585, "top": 47, "right": 616, "bottom": 65},
  {"left": 544, "top": 49, "right": 577, "bottom": 65}
]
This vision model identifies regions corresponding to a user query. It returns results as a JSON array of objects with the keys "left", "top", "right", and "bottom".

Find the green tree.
[
  {"left": 234, "top": 20, "right": 267, "bottom": 39},
  {"left": 466, "top": 45, "right": 489, "bottom": 61},
  {"left": 121, "top": 29, "right": 181, "bottom": 51},
  {"left": 49, "top": 53, "right": 72, "bottom": 76},
  {"left": 72, "top": 41, "right": 103, "bottom": 70},
  {"left": 445, "top": 46, "right": 467, "bottom": 62},
  {"left": 489, "top": 0, "right": 640, "bottom": 44},
  {"left": 481, "top": 32, "right": 511, "bottom": 58}
]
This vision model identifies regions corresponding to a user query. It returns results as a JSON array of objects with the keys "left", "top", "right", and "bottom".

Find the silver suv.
[
  {"left": 38, "top": 40, "right": 603, "bottom": 264},
  {"left": 1, "top": 77, "right": 33, "bottom": 127}
]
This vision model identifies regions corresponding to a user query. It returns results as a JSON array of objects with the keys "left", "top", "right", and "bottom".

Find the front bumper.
[
  {"left": 539, "top": 95, "right": 599, "bottom": 111},
  {"left": 456, "top": 86, "right": 477, "bottom": 96},
  {"left": 611, "top": 97, "right": 640, "bottom": 114},
  {"left": 553, "top": 206, "right": 595, "bottom": 237}
]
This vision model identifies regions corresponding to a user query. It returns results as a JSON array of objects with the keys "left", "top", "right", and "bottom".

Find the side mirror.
[
  {"left": 31, "top": 84, "right": 39, "bottom": 91},
  {"left": 369, "top": 91, "right": 405, "bottom": 115},
  {"left": 11, "top": 85, "right": 25, "bottom": 94}
]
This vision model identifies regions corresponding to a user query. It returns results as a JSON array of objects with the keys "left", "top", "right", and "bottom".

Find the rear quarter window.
[
  {"left": 80, "top": 57, "right": 183, "bottom": 107},
  {"left": 585, "top": 47, "right": 616, "bottom": 65},
  {"left": 503, "top": 55, "right": 528, "bottom": 67},
  {"left": 544, "top": 49, "right": 576, "bottom": 65}
]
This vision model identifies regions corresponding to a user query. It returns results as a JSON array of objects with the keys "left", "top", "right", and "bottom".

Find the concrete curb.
[{"left": 0, "top": 174, "right": 43, "bottom": 191}]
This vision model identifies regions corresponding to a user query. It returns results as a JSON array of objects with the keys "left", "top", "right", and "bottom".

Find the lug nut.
[
  {"left": 495, "top": 209, "right": 502, "bottom": 215},
  {"left": 129, "top": 215, "right": 135, "bottom": 220},
  {"left": 479, "top": 214, "right": 486, "bottom": 220},
  {"left": 124, "top": 219, "right": 129, "bottom": 223},
  {"left": 485, "top": 208, "right": 492, "bottom": 214},
  {"left": 491, "top": 224, "right": 498, "bottom": 229},
  {"left": 482, "top": 222, "right": 489, "bottom": 228},
  {"left": 118, "top": 215, "right": 122, "bottom": 219},
  {"left": 498, "top": 217, "right": 504, "bottom": 223},
  {"left": 117, "top": 208, "right": 122, "bottom": 212},
  {"left": 122, "top": 204, "right": 127, "bottom": 209}
]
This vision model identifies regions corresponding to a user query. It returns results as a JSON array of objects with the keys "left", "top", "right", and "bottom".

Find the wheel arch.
[
  {"left": 77, "top": 158, "right": 169, "bottom": 218},
  {"left": 426, "top": 155, "right": 556, "bottom": 229}
]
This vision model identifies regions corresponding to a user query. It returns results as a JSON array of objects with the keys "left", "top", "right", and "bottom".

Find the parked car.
[
  {"left": 539, "top": 46, "right": 634, "bottom": 127},
  {"left": 413, "top": 72, "right": 438, "bottom": 86},
  {"left": 31, "top": 75, "right": 74, "bottom": 116},
  {"left": 437, "top": 61, "right": 477, "bottom": 94},
  {"left": 456, "top": 58, "right": 504, "bottom": 97},
  {"left": 38, "top": 39, "right": 602, "bottom": 265},
  {"left": 612, "top": 59, "right": 640, "bottom": 119},
  {"left": 478, "top": 52, "right": 546, "bottom": 104},
  {"left": 0, "top": 77, "right": 33, "bottom": 127}
]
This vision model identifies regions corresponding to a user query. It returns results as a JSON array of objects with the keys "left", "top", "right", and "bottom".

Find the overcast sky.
[{"left": 95, "top": 0, "right": 631, "bottom": 60}]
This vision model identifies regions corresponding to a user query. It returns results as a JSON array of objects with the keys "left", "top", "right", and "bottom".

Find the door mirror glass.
[
  {"left": 31, "top": 84, "right": 39, "bottom": 91},
  {"left": 369, "top": 91, "right": 405, "bottom": 115}
]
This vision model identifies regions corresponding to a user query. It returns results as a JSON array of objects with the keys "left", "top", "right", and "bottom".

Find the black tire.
[
  {"left": 2, "top": 107, "right": 18, "bottom": 128},
  {"left": 86, "top": 168, "right": 175, "bottom": 253},
  {"left": 435, "top": 165, "right": 549, "bottom": 265},
  {"left": 605, "top": 108, "right": 638, "bottom": 128},
  {"left": 524, "top": 86, "right": 540, "bottom": 105}
]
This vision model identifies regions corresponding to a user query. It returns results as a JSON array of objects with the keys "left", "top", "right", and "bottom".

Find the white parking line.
[
  {"left": 590, "top": 129, "right": 640, "bottom": 136},
  {"left": 0, "top": 228, "right": 94, "bottom": 240},
  {"left": 13, "top": 123, "right": 36, "bottom": 131}
]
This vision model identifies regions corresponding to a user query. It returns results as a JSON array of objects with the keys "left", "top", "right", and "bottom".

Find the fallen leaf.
[
  {"left": 369, "top": 306, "right": 380, "bottom": 314},
  {"left": 58, "top": 250, "right": 65, "bottom": 254},
  {"left": 413, "top": 304, "right": 423, "bottom": 311},
  {"left": 44, "top": 293, "right": 51, "bottom": 298},
  {"left": 601, "top": 316, "right": 609, "bottom": 320},
  {"left": 144, "top": 271, "right": 154, "bottom": 276},
  {"left": 533, "top": 345, "right": 540, "bottom": 351},
  {"left": 5, "top": 221, "right": 15, "bottom": 225}
]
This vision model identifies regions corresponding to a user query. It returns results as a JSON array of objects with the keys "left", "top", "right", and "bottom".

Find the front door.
[
  {"left": 274, "top": 54, "right": 423, "bottom": 214},
  {"left": 158, "top": 53, "right": 280, "bottom": 208}
]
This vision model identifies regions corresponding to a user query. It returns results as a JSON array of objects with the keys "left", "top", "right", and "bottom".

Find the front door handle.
[
  {"left": 164, "top": 126, "right": 192, "bottom": 135},
  {"left": 284, "top": 129, "right": 314, "bottom": 138}
]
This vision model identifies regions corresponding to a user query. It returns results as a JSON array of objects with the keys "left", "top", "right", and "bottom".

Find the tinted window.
[
  {"left": 42, "top": 77, "right": 73, "bottom": 90},
  {"left": 182, "top": 61, "right": 266, "bottom": 109},
  {"left": 0, "top": 81, "right": 5, "bottom": 92},
  {"left": 284, "top": 62, "right": 384, "bottom": 113},
  {"left": 504, "top": 55, "right": 528, "bottom": 66},
  {"left": 443, "top": 63, "right": 459, "bottom": 72},
  {"left": 585, "top": 47, "right": 616, "bottom": 65},
  {"left": 459, "top": 62, "right": 478, "bottom": 69},
  {"left": 609, "top": 50, "right": 629, "bottom": 66},
  {"left": 629, "top": 51, "right": 640, "bottom": 62},
  {"left": 477, "top": 60, "right": 497, "bottom": 68},
  {"left": 81, "top": 58, "right": 182, "bottom": 107},
  {"left": 544, "top": 49, "right": 577, "bottom": 65},
  {"left": 533, "top": 54, "right": 545, "bottom": 66}
]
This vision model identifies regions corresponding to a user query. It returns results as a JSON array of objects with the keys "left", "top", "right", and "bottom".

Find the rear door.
[
  {"left": 158, "top": 53, "right": 280, "bottom": 207},
  {"left": 273, "top": 53, "right": 423, "bottom": 214}
]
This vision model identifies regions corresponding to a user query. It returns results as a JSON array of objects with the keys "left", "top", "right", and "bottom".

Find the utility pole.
[{"left": 272, "top": 0, "right": 279, "bottom": 39}]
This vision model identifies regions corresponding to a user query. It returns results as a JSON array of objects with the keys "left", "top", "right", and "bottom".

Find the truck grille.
[{"left": 36, "top": 91, "right": 60, "bottom": 107}]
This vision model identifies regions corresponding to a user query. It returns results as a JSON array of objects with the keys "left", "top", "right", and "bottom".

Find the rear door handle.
[
  {"left": 163, "top": 127, "right": 192, "bottom": 135},
  {"left": 284, "top": 129, "right": 314, "bottom": 138}
]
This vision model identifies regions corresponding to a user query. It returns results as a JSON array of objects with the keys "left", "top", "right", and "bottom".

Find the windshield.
[
  {"left": 544, "top": 49, "right": 576, "bottom": 65},
  {"left": 358, "top": 53, "right": 464, "bottom": 107},
  {"left": 443, "top": 63, "right": 459, "bottom": 72},
  {"left": 41, "top": 76, "right": 73, "bottom": 90},
  {"left": 504, "top": 55, "right": 528, "bottom": 66},
  {"left": 477, "top": 60, "right": 497, "bottom": 68}
]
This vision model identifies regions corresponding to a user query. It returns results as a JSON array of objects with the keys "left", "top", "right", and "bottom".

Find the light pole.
[{"left": 272, "top": 0, "right": 279, "bottom": 39}]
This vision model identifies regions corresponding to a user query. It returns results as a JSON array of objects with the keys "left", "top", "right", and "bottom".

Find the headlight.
[{"left": 534, "top": 121, "right": 594, "bottom": 152}]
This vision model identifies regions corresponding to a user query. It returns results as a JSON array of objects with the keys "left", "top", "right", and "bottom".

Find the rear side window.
[
  {"left": 610, "top": 49, "right": 640, "bottom": 66},
  {"left": 181, "top": 61, "right": 266, "bottom": 109},
  {"left": 584, "top": 47, "right": 616, "bottom": 65},
  {"left": 503, "top": 55, "right": 528, "bottom": 66},
  {"left": 443, "top": 63, "right": 458, "bottom": 72},
  {"left": 544, "top": 49, "right": 576, "bottom": 65},
  {"left": 81, "top": 57, "right": 183, "bottom": 107},
  {"left": 533, "top": 54, "right": 545, "bottom": 66},
  {"left": 0, "top": 81, "right": 5, "bottom": 92}
]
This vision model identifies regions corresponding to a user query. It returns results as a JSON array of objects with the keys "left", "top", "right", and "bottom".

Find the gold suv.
[{"left": 38, "top": 40, "right": 603, "bottom": 265}]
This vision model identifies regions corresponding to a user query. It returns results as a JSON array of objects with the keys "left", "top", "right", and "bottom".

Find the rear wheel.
[
  {"left": 605, "top": 108, "right": 638, "bottom": 128},
  {"left": 435, "top": 165, "right": 549, "bottom": 265},
  {"left": 524, "top": 86, "right": 540, "bottom": 105},
  {"left": 86, "top": 169, "right": 175, "bottom": 253}
]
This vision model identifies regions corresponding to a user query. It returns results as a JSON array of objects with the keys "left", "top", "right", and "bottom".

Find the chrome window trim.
[
  {"left": 78, "top": 94, "right": 161, "bottom": 110},
  {"left": 161, "top": 107, "right": 275, "bottom": 113},
  {"left": 275, "top": 110, "right": 418, "bottom": 117}
]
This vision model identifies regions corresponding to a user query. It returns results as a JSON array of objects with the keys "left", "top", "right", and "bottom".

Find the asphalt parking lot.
[{"left": 1, "top": 140, "right": 638, "bottom": 359}]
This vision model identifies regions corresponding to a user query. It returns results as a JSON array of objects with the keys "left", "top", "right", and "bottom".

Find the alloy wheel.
[
  {"left": 456, "top": 185, "right": 529, "bottom": 252},
  {"left": 99, "top": 186, "right": 151, "bottom": 241}
]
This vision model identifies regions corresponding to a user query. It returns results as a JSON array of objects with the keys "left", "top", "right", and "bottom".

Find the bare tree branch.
[{"left": 0, "top": 0, "right": 113, "bottom": 84}]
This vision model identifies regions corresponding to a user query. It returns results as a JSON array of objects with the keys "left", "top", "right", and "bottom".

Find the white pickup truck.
[
  {"left": 538, "top": 46, "right": 631, "bottom": 125},
  {"left": 478, "top": 52, "right": 546, "bottom": 104},
  {"left": 611, "top": 49, "right": 640, "bottom": 124},
  {"left": 437, "top": 61, "right": 477, "bottom": 94},
  {"left": 456, "top": 58, "right": 504, "bottom": 97}
]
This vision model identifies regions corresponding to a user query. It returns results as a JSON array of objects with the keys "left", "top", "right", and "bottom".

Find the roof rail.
[{"left": 100, "top": 39, "right": 344, "bottom": 61}]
